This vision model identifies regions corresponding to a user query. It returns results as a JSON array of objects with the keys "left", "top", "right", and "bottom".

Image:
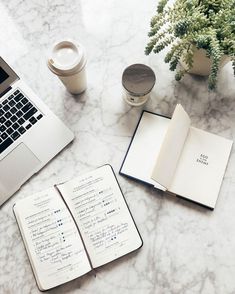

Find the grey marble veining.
[{"left": 0, "top": 0, "right": 235, "bottom": 293}]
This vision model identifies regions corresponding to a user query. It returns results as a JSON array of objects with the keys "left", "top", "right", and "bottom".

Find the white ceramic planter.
[{"left": 180, "top": 47, "right": 230, "bottom": 76}]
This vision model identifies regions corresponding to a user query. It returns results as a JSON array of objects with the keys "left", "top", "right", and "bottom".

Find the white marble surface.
[{"left": 1, "top": 0, "right": 235, "bottom": 293}]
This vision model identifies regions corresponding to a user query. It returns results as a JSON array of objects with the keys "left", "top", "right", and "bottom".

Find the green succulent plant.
[{"left": 145, "top": 0, "right": 235, "bottom": 90}]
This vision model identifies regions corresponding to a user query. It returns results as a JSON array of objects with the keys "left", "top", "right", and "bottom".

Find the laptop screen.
[
  {"left": 0, "top": 57, "right": 18, "bottom": 95},
  {"left": 0, "top": 67, "right": 9, "bottom": 84}
]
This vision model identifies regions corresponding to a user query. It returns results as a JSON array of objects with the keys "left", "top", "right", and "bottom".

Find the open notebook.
[
  {"left": 120, "top": 104, "right": 233, "bottom": 209},
  {"left": 13, "top": 165, "right": 142, "bottom": 291}
]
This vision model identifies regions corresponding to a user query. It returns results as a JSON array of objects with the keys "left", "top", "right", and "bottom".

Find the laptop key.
[
  {"left": 12, "top": 122, "right": 20, "bottom": 130},
  {"left": 10, "top": 107, "right": 17, "bottom": 114},
  {"left": 9, "top": 100, "right": 16, "bottom": 107},
  {"left": 22, "top": 102, "right": 33, "bottom": 113},
  {"left": 14, "top": 93, "right": 23, "bottom": 102},
  {"left": 25, "top": 124, "right": 32, "bottom": 130},
  {"left": 21, "top": 97, "right": 28, "bottom": 105},
  {"left": 24, "top": 107, "right": 37, "bottom": 120},
  {"left": 0, "top": 125, "right": 6, "bottom": 132},
  {"left": 10, "top": 115, "right": 17, "bottom": 123},
  {"left": 2, "top": 99, "right": 8, "bottom": 105},
  {"left": 0, "top": 117, "right": 6, "bottom": 124},
  {"left": 16, "top": 102, "right": 23, "bottom": 109},
  {"left": 0, "top": 110, "right": 4, "bottom": 116},
  {"left": 0, "top": 137, "right": 13, "bottom": 154},
  {"left": 8, "top": 94, "right": 14, "bottom": 100},
  {"left": 5, "top": 120, "right": 12, "bottom": 127},
  {"left": 3, "top": 104, "right": 10, "bottom": 112},
  {"left": 1, "top": 132, "right": 7, "bottom": 140},
  {"left": 18, "top": 118, "right": 25, "bottom": 125},
  {"left": 13, "top": 90, "right": 20, "bottom": 95},
  {"left": 37, "top": 114, "right": 43, "bottom": 120},
  {"left": 29, "top": 117, "right": 37, "bottom": 124},
  {"left": 18, "top": 126, "right": 26, "bottom": 134},
  {"left": 11, "top": 131, "right": 20, "bottom": 141},
  {"left": 16, "top": 110, "right": 23, "bottom": 118},
  {"left": 5, "top": 111, "right": 12, "bottom": 119},
  {"left": 6, "top": 127, "right": 14, "bottom": 135}
]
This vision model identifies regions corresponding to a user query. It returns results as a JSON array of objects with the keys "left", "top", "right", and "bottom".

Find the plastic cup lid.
[
  {"left": 122, "top": 64, "right": 156, "bottom": 96},
  {"left": 47, "top": 40, "right": 86, "bottom": 76}
]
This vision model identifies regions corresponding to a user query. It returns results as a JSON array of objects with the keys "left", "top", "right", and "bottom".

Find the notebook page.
[
  {"left": 56, "top": 165, "right": 142, "bottom": 268},
  {"left": 151, "top": 104, "right": 191, "bottom": 189},
  {"left": 120, "top": 111, "right": 169, "bottom": 190},
  {"left": 14, "top": 188, "right": 91, "bottom": 291},
  {"left": 168, "top": 127, "right": 233, "bottom": 208}
]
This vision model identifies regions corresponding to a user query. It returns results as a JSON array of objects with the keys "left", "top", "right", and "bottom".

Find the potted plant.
[{"left": 145, "top": 0, "right": 235, "bottom": 90}]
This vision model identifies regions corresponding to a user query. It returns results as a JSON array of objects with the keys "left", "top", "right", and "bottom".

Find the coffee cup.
[{"left": 47, "top": 40, "right": 87, "bottom": 94}]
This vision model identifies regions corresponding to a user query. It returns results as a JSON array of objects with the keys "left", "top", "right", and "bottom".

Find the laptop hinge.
[{"left": 0, "top": 86, "right": 12, "bottom": 98}]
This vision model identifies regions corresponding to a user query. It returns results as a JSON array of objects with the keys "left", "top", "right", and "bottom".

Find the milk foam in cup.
[{"left": 47, "top": 40, "right": 87, "bottom": 94}]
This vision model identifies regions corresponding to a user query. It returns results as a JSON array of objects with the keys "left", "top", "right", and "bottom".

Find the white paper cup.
[{"left": 47, "top": 40, "right": 87, "bottom": 94}]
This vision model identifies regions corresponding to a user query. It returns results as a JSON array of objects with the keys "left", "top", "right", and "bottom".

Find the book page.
[
  {"left": 151, "top": 104, "right": 191, "bottom": 189},
  {"left": 13, "top": 188, "right": 91, "bottom": 291},
  {"left": 120, "top": 111, "right": 169, "bottom": 190},
  {"left": 169, "top": 127, "right": 233, "bottom": 208},
  {"left": 56, "top": 165, "right": 142, "bottom": 268}
]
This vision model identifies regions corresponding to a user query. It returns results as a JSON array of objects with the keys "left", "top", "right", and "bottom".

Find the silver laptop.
[{"left": 0, "top": 57, "right": 74, "bottom": 206}]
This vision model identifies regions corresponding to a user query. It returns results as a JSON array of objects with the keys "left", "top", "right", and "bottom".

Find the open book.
[
  {"left": 120, "top": 104, "right": 233, "bottom": 209},
  {"left": 13, "top": 165, "right": 142, "bottom": 291}
]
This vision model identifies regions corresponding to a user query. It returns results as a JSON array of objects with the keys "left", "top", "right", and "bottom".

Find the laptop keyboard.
[{"left": 0, "top": 89, "right": 43, "bottom": 154}]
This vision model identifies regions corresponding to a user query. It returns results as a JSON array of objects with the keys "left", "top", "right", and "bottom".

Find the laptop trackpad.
[{"left": 0, "top": 143, "right": 40, "bottom": 192}]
